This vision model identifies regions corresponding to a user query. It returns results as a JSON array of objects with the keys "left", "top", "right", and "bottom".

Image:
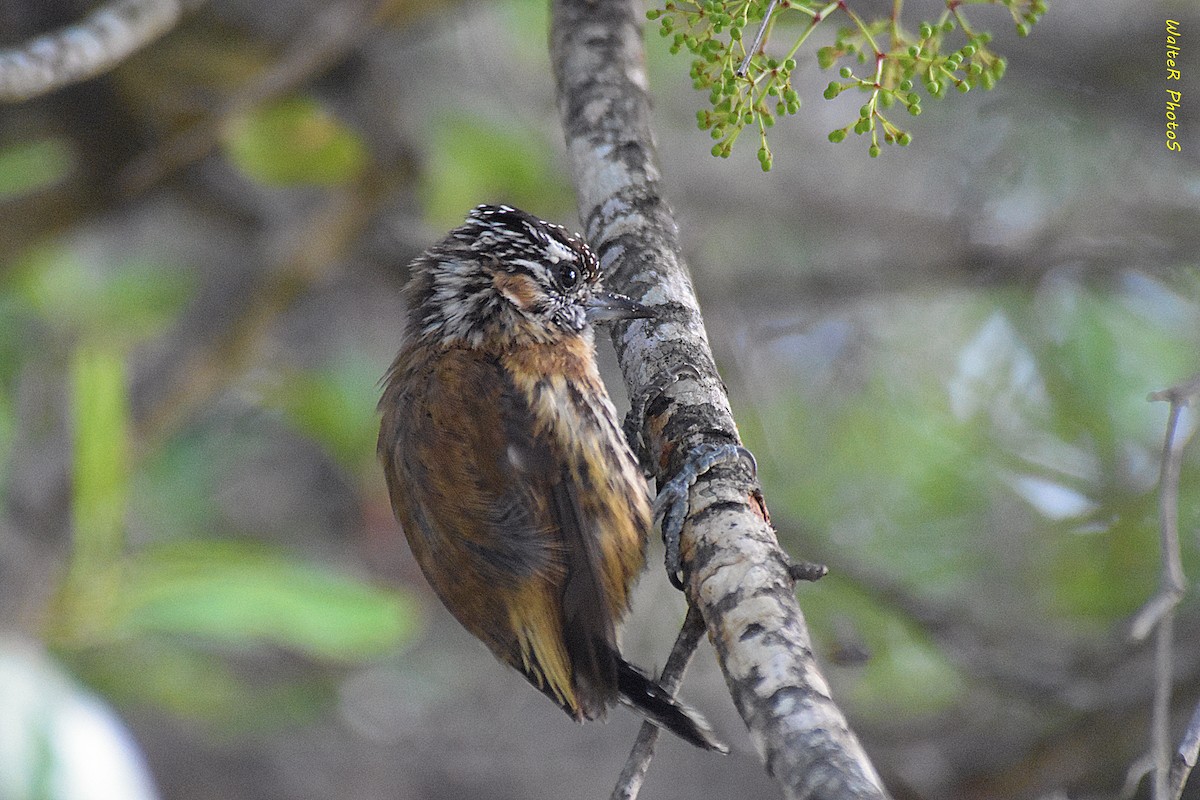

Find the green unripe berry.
[
  {"left": 907, "top": 92, "right": 920, "bottom": 106},
  {"left": 787, "top": 100, "right": 800, "bottom": 114},
  {"left": 907, "top": 45, "right": 920, "bottom": 58},
  {"left": 919, "top": 23, "right": 933, "bottom": 38},
  {"left": 908, "top": 103, "right": 921, "bottom": 116},
  {"left": 869, "top": 144, "right": 881, "bottom": 157},
  {"left": 828, "top": 128, "right": 847, "bottom": 143},
  {"left": 646, "top": 8, "right": 662, "bottom": 19},
  {"left": 784, "top": 58, "right": 797, "bottom": 71},
  {"left": 817, "top": 47, "right": 836, "bottom": 69},
  {"left": 961, "top": 44, "right": 976, "bottom": 57},
  {"left": 956, "top": 80, "right": 970, "bottom": 93},
  {"left": 859, "top": 104, "right": 871, "bottom": 118},
  {"left": 898, "top": 132, "right": 912, "bottom": 146},
  {"left": 823, "top": 81, "right": 841, "bottom": 100},
  {"left": 899, "top": 79, "right": 913, "bottom": 92},
  {"left": 942, "top": 20, "right": 954, "bottom": 32},
  {"left": 840, "top": 66, "right": 853, "bottom": 79},
  {"left": 1017, "top": 22, "right": 1030, "bottom": 36}
]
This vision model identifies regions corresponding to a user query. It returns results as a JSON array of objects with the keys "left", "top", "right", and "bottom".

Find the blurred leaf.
[
  {"left": 224, "top": 97, "right": 368, "bottom": 186},
  {"left": 498, "top": 0, "right": 551, "bottom": 67},
  {"left": 420, "top": 112, "right": 574, "bottom": 229},
  {"left": 11, "top": 246, "right": 192, "bottom": 341},
  {"left": 267, "top": 357, "right": 381, "bottom": 472},
  {"left": 1024, "top": 287, "right": 1196, "bottom": 465},
  {"left": 129, "top": 428, "right": 226, "bottom": 544},
  {"left": 803, "top": 576, "right": 964, "bottom": 720},
  {"left": 0, "top": 389, "right": 11, "bottom": 496},
  {"left": 70, "top": 345, "right": 131, "bottom": 575},
  {"left": 70, "top": 641, "right": 331, "bottom": 730},
  {"left": 0, "top": 137, "right": 75, "bottom": 200},
  {"left": 1043, "top": 501, "right": 1161, "bottom": 624},
  {"left": 747, "top": 377, "right": 991, "bottom": 593},
  {"left": 115, "top": 541, "right": 416, "bottom": 659}
]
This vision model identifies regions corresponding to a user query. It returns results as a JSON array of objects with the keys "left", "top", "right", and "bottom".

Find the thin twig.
[
  {"left": 610, "top": 605, "right": 707, "bottom": 800},
  {"left": 736, "top": 0, "right": 779, "bottom": 77},
  {"left": 1131, "top": 374, "right": 1200, "bottom": 800},
  {"left": 1170, "top": 699, "right": 1200, "bottom": 799}
]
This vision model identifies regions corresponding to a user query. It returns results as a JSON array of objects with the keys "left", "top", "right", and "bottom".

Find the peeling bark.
[{"left": 550, "top": 1, "right": 891, "bottom": 798}]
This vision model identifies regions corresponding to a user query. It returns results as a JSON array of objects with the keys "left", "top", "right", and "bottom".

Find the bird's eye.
[{"left": 557, "top": 263, "right": 580, "bottom": 291}]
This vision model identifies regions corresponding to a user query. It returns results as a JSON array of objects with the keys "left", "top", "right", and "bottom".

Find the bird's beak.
[{"left": 584, "top": 291, "right": 655, "bottom": 324}]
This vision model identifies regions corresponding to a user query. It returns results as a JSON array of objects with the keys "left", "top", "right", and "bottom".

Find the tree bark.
[{"left": 549, "top": 2, "right": 891, "bottom": 798}]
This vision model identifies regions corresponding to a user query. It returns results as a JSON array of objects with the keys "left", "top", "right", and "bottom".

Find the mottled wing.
[{"left": 379, "top": 345, "right": 646, "bottom": 718}]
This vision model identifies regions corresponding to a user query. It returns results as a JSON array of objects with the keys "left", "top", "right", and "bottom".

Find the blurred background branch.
[
  {"left": 0, "top": 0, "right": 204, "bottom": 103},
  {"left": 0, "top": 1, "right": 1198, "bottom": 799}
]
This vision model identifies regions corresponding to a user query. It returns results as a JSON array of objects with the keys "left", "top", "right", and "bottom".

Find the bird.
[{"left": 377, "top": 204, "right": 725, "bottom": 752}]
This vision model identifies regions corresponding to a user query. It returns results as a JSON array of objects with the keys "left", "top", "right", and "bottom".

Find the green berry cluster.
[{"left": 648, "top": 0, "right": 1046, "bottom": 166}]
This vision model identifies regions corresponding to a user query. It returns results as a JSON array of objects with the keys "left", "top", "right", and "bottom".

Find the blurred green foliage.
[
  {"left": 738, "top": 278, "right": 1200, "bottom": 718},
  {"left": 114, "top": 541, "right": 413, "bottom": 658},
  {"left": 69, "top": 345, "right": 131, "bottom": 582},
  {"left": 12, "top": 246, "right": 193, "bottom": 342},
  {"left": 0, "top": 137, "right": 75, "bottom": 199},
  {"left": 419, "top": 112, "right": 575, "bottom": 229},
  {"left": 267, "top": 356, "right": 384, "bottom": 475},
  {"left": 1, "top": 241, "right": 416, "bottom": 737},
  {"left": 224, "top": 96, "right": 369, "bottom": 186}
]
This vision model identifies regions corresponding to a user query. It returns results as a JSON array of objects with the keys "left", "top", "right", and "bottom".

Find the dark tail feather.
[{"left": 616, "top": 659, "right": 728, "bottom": 753}]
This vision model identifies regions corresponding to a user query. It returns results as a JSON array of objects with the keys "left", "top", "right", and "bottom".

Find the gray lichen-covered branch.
[
  {"left": 549, "top": 1, "right": 891, "bottom": 798},
  {"left": 0, "top": 0, "right": 201, "bottom": 103}
]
